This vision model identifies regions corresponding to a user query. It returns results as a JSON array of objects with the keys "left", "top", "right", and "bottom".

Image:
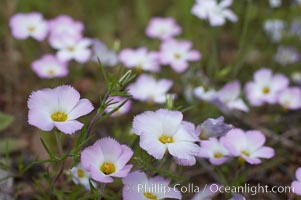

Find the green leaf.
[{"left": 0, "top": 112, "right": 14, "bottom": 131}]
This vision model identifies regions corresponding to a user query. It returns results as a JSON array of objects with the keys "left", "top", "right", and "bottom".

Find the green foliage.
[{"left": 0, "top": 112, "right": 13, "bottom": 132}]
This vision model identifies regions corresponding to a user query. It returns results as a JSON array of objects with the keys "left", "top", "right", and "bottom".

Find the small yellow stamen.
[
  {"left": 199, "top": 130, "right": 208, "bottom": 140},
  {"left": 100, "top": 162, "right": 115, "bottom": 175},
  {"left": 144, "top": 192, "right": 157, "bottom": 199},
  {"left": 47, "top": 69, "right": 55, "bottom": 76},
  {"left": 67, "top": 47, "right": 75, "bottom": 52},
  {"left": 77, "top": 169, "right": 85, "bottom": 178},
  {"left": 51, "top": 112, "right": 68, "bottom": 122},
  {"left": 28, "top": 26, "right": 35, "bottom": 32},
  {"left": 262, "top": 87, "right": 270, "bottom": 94},
  {"left": 240, "top": 150, "right": 250, "bottom": 157},
  {"left": 214, "top": 152, "right": 223, "bottom": 158},
  {"left": 174, "top": 53, "right": 181, "bottom": 59},
  {"left": 159, "top": 135, "right": 174, "bottom": 144}
]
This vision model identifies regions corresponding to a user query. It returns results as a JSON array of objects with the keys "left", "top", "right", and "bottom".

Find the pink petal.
[
  {"left": 68, "top": 99, "right": 94, "bottom": 120},
  {"left": 54, "top": 120, "right": 83, "bottom": 134}
]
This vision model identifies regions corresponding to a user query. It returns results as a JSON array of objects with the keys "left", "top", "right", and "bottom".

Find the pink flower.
[
  {"left": 198, "top": 137, "right": 230, "bottom": 165},
  {"left": 127, "top": 74, "right": 173, "bottom": 104},
  {"left": 292, "top": 167, "right": 301, "bottom": 196},
  {"left": 81, "top": 137, "right": 133, "bottom": 183},
  {"left": 216, "top": 81, "right": 249, "bottom": 112},
  {"left": 28, "top": 85, "right": 94, "bottom": 134},
  {"left": 122, "top": 171, "right": 181, "bottom": 200},
  {"left": 9, "top": 12, "right": 48, "bottom": 41},
  {"left": 145, "top": 17, "right": 182, "bottom": 40},
  {"left": 194, "top": 86, "right": 217, "bottom": 102},
  {"left": 159, "top": 39, "right": 201, "bottom": 73},
  {"left": 31, "top": 54, "right": 68, "bottom": 78},
  {"left": 119, "top": 48, "right": 160, "bottom": 72},
  {"left": 277, "top": 87, "right": 301, "bottom": 110},
  {"left": 245, "top": 68, "right": 289, "bottom": 106},
  {"left": 48, "top": 15, "right": 84, "bottom": 43},
  {"left": 105, "top": 96, "right": 132, "bottom": 117},
  {"left": 191, "top": 0, "right": 238, "bottom": 26},
  {"left": 133, "top": 109, "right": 200, "bottom": 166},
  {"left": 50, "top": 35, "right": 92, "bottom": 63},
  {"left": 70, "top": 163, "right": 96, "bottom": 190},
  {"left": 222, "top": 129, "right": 275, "bottom": 164}
]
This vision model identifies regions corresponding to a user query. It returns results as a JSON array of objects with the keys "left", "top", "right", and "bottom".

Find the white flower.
[
  {"left": 70, "top": 163, "right": 96, "bottom": 190},
  {"left": 191, "top": 0, "right": 238, "bottom": 26}
]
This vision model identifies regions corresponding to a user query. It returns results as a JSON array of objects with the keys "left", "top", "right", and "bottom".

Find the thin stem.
[{"left": 98, "top": 183, "right": 106, "bottom": 200}]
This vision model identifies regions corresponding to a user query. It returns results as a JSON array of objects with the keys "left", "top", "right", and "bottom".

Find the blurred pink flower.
[
  {"left": 48, "top": 15, "right": 84, "bottom": 43},
  {"left": 191, "top": 0, "right": 238, "bottom": 26},
  {"left": 105, "top": 96, "right": 132, "bottom": 117},
  {"left": 159, "top": 39, "right": 201, "bottom": 73},
  {"left": 197, "top": 116, "right": 233, "bottom": 139},
  {"left": 222, "top": 129, "right": 275, "bottom": 164},
  {"left": 28, "top": 85, "right": 94, "bottom": 134},
  {"left": 216, "top": 81, "right": 249, "bottom": 112},
  {"left": 91, "top": 39, "right": 118, "bottom": 66},
  {"left": 81, "top": 137, "right": 133, "bottom": 183},
  {"left": 31, "top": 54, "right": 68, "bottom": 78},
  {"left": 245, "top": 68, "right": 289, "bottom": 106},
  {"left": 193, "top": 86, "right": 217, "bottom": 102},
  {"left": 198, "top": 137, "right": 230, "bottom": 165},
  {"left": 133, "top": 109, "right": 200, "bottom": 166},
  {"left": 50, "top": 35, "right": 92, "bottom": 63},
  {"left": 145, "top": 17, "right": 182, "bottom": 40},
  {"left": 292, "top": 168, "right": 301, "bottom": 196},
  {"left": 127, "top": 74, "right": 173, "bottom": 104},
  {"left": 122, "top": 171, "right": 181, "bottom": 200},
  {"left": 119, "top": 48, "right": 160, "bottom": 72},
  {"left": 278, "top": 87, "right": 301, "bottom": 110},
  {"left": 9, "top": 12, "right": 48, "bottom": 41},
  {"left": 70, "top": 163, "right": 96, "bottom": 191}
]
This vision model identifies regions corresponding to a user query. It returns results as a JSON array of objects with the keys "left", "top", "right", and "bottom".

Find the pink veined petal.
[
  {"left": 28, "top": 109, "right": 54, "bottom": 131},
  {"left": 54, "top": 120, "right": 83, "bottom": 134},
  {"left": 95, "top": 138, "right": 122, "bottom": 162},
  {"left": 245, "top": 130, "right": 266, "bottom": 151},
  {"left": 133, "top": 111, "right": 163, "bottom": 136},
  {"left": 54, "top": 85, "right": 80, "bottom": 113},
  {"left": 81, "top": 144, "right": 104, "bottom": 170},
  {"left": 271, "top": 74, "right": 289, "bottom": 91},
  {"left": 157, "top": 187, "right": 182, "bottom": 199},
  {"left": 167, "top": 141, "right": 200, "bottom": 159},
  {"left": 227, "top": 99, "right": 249, "bottom": 112},
  {"left": 90, "top": 165, "right": 114, "bottom": 183},
  {"left": 175, "top": 156, "right": 196, "bottom": 166},
  {"left": 140, "top": 132, "right": 166, "bottom": 159},
  {"left": 252, "top": 147, "right": 275, "bottom": 159},
  {"left": 111, "top": 164, "right": 132, "bottom": 178},
  {"left": 218, "top": 80, "right": 241, "bottom": 102},
  {"left": 68, "top": 99, "right": 94, "bottom": 120},
  {"left": 222, "top": 129, "right": 246, "bottom": 156},
  {"left": 157, "top": 109, "right": 183, "bottom": 135},
  {"left": 122, "top": 188, "right": 143, "bottom": 200},
  {"left": 116, "top": 145, "right": 133, "bottom": 169}
]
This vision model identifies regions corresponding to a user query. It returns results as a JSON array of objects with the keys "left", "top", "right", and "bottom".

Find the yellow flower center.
[
  {"left": 51, "top": 112, "right": 68, "bottom": 122},
  {"left": 144, "top": 192, "right": 157, "bottom": 199},
  {"left": 262, "top": 87, "right": 270, "bottom": 94},
  {"left": 199, "top": 130, "right": 207, "bottom": 140},
  {"left": 100, "top": 162, "right": 115, "bottom": 175},
  {"left": 159, "top": 135, "right": 174, "bottom": 144},
  {"left": 67, "top": 47, "right": 75, "bottom": 52},
  {"left": 28, "top": 26, "right": 36, "bottom": 32},
  {"left": 240, "top": 150, "right": 250, "bottom": 157},
  {"left": 77, "top": 169, "right": 85, "bottom": 178},
  {"left": 174, "top": 53, "right": 181, "bottom": 59},
  {"left": 214, "top": 152, "right": 223, "bottom": 158},
  {"left": 48, "top": 69, "right": 55, "bottom": 76}
]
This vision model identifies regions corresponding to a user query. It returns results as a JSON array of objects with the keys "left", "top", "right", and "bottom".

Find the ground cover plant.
[{"left": 1, "top": 0, "right": 301, "bottom": 199}]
